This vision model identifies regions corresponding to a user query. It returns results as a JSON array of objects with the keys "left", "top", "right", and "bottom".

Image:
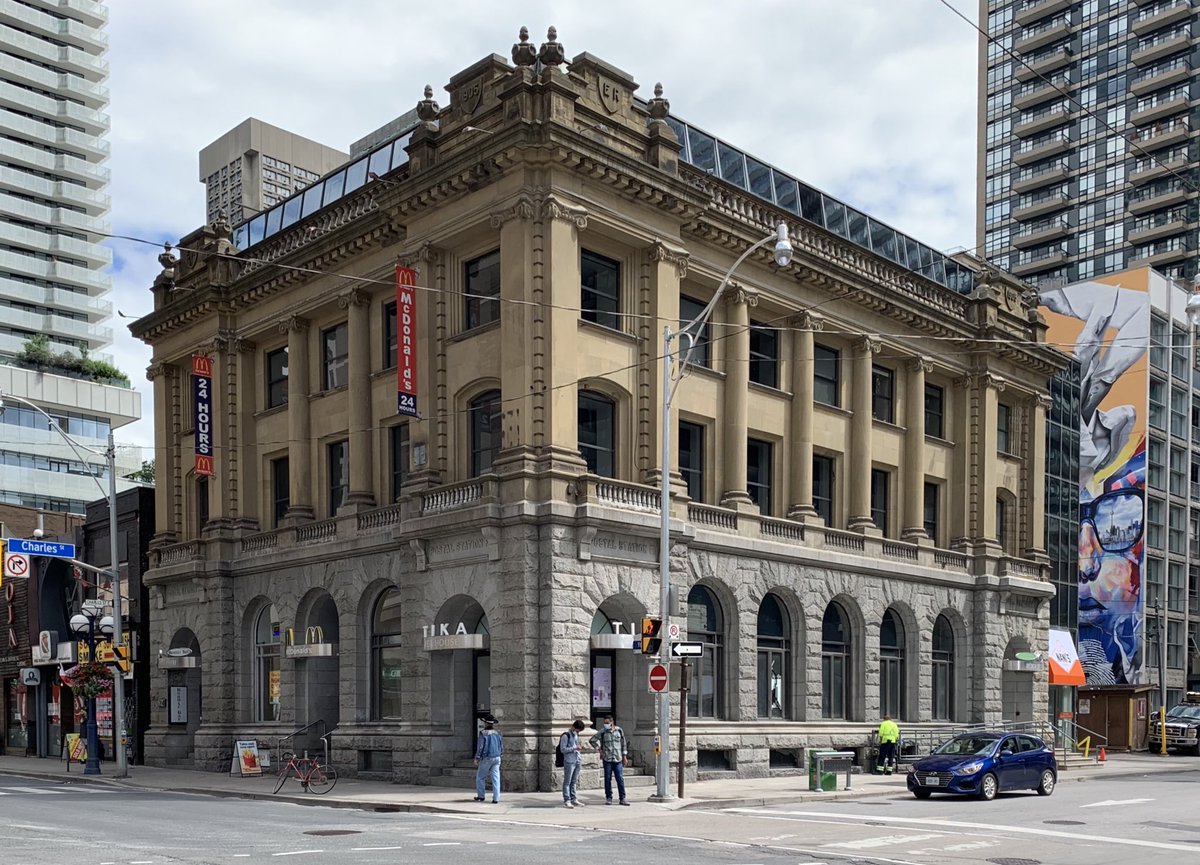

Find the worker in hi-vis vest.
[{"left": 876, "top": 714, "right": 900, "bottom": 775}]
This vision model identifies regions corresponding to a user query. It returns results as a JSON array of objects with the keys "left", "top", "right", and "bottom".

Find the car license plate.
[{"left": 925, "top": 776, "right": 939, "bottom": 786}]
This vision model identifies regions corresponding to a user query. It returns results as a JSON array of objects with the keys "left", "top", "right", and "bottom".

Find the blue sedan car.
[{"left": 906, "top": 731, "right": 1057, "bottom": 801}]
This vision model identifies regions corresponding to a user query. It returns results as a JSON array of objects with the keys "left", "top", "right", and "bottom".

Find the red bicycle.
[{"left": 273, "top": 750, "right": 338, "bottom": 795}]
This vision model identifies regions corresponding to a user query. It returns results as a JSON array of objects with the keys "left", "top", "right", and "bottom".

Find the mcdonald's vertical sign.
[
  {"left": 192, "top": 353, "right": 214, "bottom": 476},
  {"left": 396, "top": 265, "right": 418, "bottom": 418}
]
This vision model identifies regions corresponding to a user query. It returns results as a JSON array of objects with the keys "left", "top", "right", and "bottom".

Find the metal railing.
[{"left": 275, "top": 719, "right": 332, "bottom": 769}]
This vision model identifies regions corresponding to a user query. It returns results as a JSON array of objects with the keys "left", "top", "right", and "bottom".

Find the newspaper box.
[{"left": 807, "top": 749, "right": 854, "bottom": 792}]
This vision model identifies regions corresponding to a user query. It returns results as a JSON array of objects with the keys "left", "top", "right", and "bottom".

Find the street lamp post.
[
  {"left": 653, "top": 223, "right": 793, "bottom": 800},
  {"left": 0, "top": 390, "right": 129, "bottom": 777},
  {"left": 70, "top": 602, "right": 114, "bottom": 776}
]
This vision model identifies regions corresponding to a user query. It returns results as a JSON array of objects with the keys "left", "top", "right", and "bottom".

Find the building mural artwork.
[{"left": 1040, "top": 274, "right": 1150, "bottom": 687}]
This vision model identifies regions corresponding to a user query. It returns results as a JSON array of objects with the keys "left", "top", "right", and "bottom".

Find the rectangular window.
[
  {"left": 383, "top": 302, "right": 397, "bottom": 369},
  {"left": 997, "top": 403, "right": 1011, "bottom": 454},
  {"left": 747, "top": 438, "right": 773, "bottom": 516},
  {"left": 271, "top": 457, "right": 289, "bottom": 527},
  {"left": 814, "top": 344, "right": 840, "bottom": 407},
  {"left": 813, "top": 454, "right": 834, "bottom": 525},
  {"left": 679, "top": 295, "right": 711, "bottom": 368},
  {"left": 578, "top": 391, "right": 616, "bottom": 478},
  {"left": 465, "top": 250, "right": 501, "bottom": 329},
  {"left": 266, "top": 347, "right": 288, "bottom": 409},
  {"left": 749, "top": 323, "right": 778, "bottom": 388},
  {"left": 923, "top": 481, "right": 939, "bottom": 544},
  {"left": 328, "top": 439, "right": 349, "bottom": 516},
  {"left": 870, "top": 468, "right": 890, "bottom": 535},
  {"left": 196, "top": 476, "right": 209, "bottom": 536},
  {"left": 872, "top": 365, "right": 894, "bottom": 423},
  {"left": 925, "top": 383, "right": 944, "bottom": 438},
  {"left": 390, "top": 424, "right": 409, "bottom": 503},
  {"left": 580, "top": 250, "right": 620, "bottom": 330},
  {"left": 322, "top": 323, "right": 348, "bottom": 390},
  {"left": 678, "top": 421, "right": 705, "bottom": 503}
]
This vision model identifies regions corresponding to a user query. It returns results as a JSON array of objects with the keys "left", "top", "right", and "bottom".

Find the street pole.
[
  {"left": 1157, "top": 602, "right": 1167, "bottom": 757},
  {"left": 83, "top": 620, "right": 101, "bottom": 776},
  {"left": 107, "top": 430, "right": 128, "bottom": 777},
  {"left": 677, "top": 658, "right": 689, "bottom": 800}
]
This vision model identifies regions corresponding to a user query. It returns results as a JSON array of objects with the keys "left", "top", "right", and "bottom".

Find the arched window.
[
  {"left": 578, "top": 390, "right": 616, "bottom": 477},
  {"left": 879, "top": 608, "right": 906, "bottom": 720},
  {"left": 469, "top": 390, "right": 501, "bottom": 476},
  {"left": 687, "top": 586, "right": 724, "bottom": 719},
  {"left": 932, "top": 614, "right": 956, "bottom": 721},
  {"left": 371, "top": 589, "right": 403, "bottom": 720},
  {"left": 821, "top": 602, "right": 851, "bottom": 719},
  {"left": 757, "top": 594, "right": 789, "bottom": 719},
  {"left": 253, "top": 604, "right": 281, "bottom": 722}
]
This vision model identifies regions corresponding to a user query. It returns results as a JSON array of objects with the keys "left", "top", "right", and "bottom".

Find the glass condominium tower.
[
  {"left": 0, "top": 1, "right": 141, "bottom": 514},
  {"left": 978, "top": 0, "right": 1200, "bottom": 287}
]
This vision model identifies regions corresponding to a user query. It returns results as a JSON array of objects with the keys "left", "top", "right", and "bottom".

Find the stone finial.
[
  {"left": 538, "top": 25, "right": 565, "bottom": 67},
  {"left": 512, "top": 26, "right": 537, "bottom": 66},
  {"left": 158, "top": 242, "right": 178, "bottom": 274},
  {"left": 416, "top": 84, "right": 440, "bottom": 122},
  {"left": 648, "top": 82, "right": 670, "bottom": 122}
]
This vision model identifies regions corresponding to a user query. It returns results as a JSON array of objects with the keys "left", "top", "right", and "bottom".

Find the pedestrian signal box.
[{"left": 641, "top": 617, "right": 662, "bottom": 654}]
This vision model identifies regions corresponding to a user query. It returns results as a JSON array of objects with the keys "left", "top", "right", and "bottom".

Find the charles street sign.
[{"left": 7, "top": 539, "right": 76, "bottom": 559}]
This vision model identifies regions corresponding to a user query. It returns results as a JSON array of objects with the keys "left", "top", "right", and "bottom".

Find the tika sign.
[
  {"left": 396, "top": 265, "right": 418, "bottom": 418},
  {"left": 192, "top": 354, "right": 214, "bottom": 476}
]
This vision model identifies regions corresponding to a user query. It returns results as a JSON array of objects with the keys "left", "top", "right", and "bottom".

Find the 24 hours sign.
[{"left": 192, "top": 354, "right": 214, "bottom": 476}]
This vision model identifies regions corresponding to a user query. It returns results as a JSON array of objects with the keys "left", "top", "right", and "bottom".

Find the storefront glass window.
[
  {"left": 932, "top": 614, "right": 955, "bottom": 721},
  {"left": 821, "top": 602, "right": 851, "bottom": 719},
  {"left": 756, "top": 594, "right": 789, "bottom": 719},
  {"left": 371, "top": 589, "right": 403, "bottom": 720},
  {"left": 879, "top": 608, "right": 906, "bottom": 720},
  {"left": 6, "top": 680, "right": 29, "bottom": 751},
  {"left": 253, "top": 605, "right": 281, "bottom": 722},
  {"left": 687, "top": 586, "right": 723, "bottom": 719}
]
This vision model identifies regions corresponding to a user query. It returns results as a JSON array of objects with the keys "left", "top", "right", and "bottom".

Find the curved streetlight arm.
[{"left": 0, "top": 390, "right": 110, "bottom": 500}]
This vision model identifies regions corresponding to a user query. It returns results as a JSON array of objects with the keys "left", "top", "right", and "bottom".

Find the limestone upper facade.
[{"left": 131, "top": 30, "right": 1067, "bottom": 788}]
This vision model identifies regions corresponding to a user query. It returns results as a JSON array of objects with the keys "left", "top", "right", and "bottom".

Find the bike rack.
[{"left": 275, "top": 719, "right": 332, "bottom": 769}]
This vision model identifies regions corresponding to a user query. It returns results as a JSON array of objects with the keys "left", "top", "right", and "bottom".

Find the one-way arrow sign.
[{"left": 671, "top": 641, "right": 703, "bottom": 657}]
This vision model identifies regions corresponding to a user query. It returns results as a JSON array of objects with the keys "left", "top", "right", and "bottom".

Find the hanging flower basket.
[{"left": 61, "top": 661, "right": 112, "bottom": 699}]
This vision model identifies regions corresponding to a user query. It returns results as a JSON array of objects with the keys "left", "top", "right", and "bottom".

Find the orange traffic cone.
[{"left": 1098, "top": 747, "right": 1107, "bottom": 763}]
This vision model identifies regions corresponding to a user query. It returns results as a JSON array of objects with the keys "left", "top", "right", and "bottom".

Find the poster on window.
[
  {"left": 169, "top": 686, "right": 188, "bottom": 725},
  {"left": 591, "top": 667, "right": 612, "bottom": 708},
  {"left": 268, "top": 669, "right": 281, "bottom": 721},
  {"left": 395, "top": 265, "right": 418, "bottom": 418},
  {"left": 192, "top": 353, "right": 214, "bottom": 476}
]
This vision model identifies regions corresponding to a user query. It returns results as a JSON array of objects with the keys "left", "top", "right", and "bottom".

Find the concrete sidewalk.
[{"left": 0, "top": 751, "right": 1184, "bottom": 819}]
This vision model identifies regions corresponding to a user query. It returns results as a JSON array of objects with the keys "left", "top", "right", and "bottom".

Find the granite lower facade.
[{"left": 144, "top": 486, "right": 1050, "bottom": 791}]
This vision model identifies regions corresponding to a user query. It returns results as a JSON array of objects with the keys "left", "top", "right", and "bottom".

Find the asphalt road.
[{"left": 1, "top": 766, "right": 1197, "bottom": 865}]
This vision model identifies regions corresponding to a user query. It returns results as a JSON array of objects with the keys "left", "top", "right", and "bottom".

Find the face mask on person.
[{"left": 603, "top": 723, "right": 612, "bottom": 731}]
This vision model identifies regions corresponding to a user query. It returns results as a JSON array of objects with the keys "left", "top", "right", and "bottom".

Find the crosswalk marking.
[
  {"left": 825, "top": 833, "right": 945, "bottom": 850},
  {"left": 0, "top": 785, "right": 105, "bottom": 795}
]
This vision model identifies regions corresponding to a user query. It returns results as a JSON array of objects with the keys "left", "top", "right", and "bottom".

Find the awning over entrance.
[{"left": 1048, "top": 628, "right": 1086, "bottom": 686}]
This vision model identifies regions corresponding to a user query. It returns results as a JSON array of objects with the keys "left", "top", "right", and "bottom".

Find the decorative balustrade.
[
  {"left": 688, "top": 503, "right": 738, "bottom": 531},
  {"left": 296, "top": 518, "right": 337, "bottom": 544},
  {"left": 421, "top": 479, "right": 486, "bottom": 514},
  {"left": 593, "top": 480, "right": 660, "bottom": 513},
  {"left": 358, "top": 502, "right": 404, "bottom": 532},
  {"left": 241, "top": 529, "right": 281, "bottom": 554},
  {"left": 760, "top": 517, "right": 804, "bottom": 543},
  {"left": 158, "top": 541, "right": 199, "bottom": 566},
  {"left": 823, "top": 528, "right": 866, "bottom": 554},
  {"left": 881, "top": 540, "right": 919, "bottom": 562},
  {"left": 934, "top": 549, "right": 969, "bottom": 570},
  {"left": 1000, "top": 557, "right": 1046, "bottom": 580}
]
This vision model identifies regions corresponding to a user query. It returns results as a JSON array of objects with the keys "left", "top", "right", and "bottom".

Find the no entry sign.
[{"left": 647, "top": 663, "right": 669, "bottom": 694}]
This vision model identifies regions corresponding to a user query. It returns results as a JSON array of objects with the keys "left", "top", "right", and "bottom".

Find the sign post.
[{"left": 678, "top": 659, "right": 690, "bottom": 799}]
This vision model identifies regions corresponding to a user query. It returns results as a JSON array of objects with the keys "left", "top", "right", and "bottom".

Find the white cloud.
[{"left": 103, "top": 0, "right": 980, "bottom": 448}]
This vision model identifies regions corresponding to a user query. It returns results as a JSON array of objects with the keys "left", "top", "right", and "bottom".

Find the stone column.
[
  {"left": 848, "top": 336, "right": 880, "bottom": 532},
  {"left": 979, "top": 373, "right": 1005, "bottom": 547},
  {"left": 147, "top": 362, "right": 178, "bottom": 546},
  {"left": 283, "top": 315, "right": 314, "bottom": 523},
  {"left": 787, "top": 312, "right": 822, "bottom": 520},
  {"left": 341, "top": 288, "right": 375, "bottom": 508},
  {"left": 901, "top": 356, "right": 932, "bottom": 540},
  {"left": 720, "top": 286, "right": 756, "bottom": 507},
  {"left": 233, "top": 338, "right": 259, "bottom": 530},
  {"left": 1024, "top": 393, "right": 1050, "bottom": 559},
  {"left": 643, "top": 241, "right": 687, "bottom": 489}
]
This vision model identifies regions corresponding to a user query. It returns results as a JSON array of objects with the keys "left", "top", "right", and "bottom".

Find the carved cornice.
[
  {"left": 397, "top": 241, "right": 436, "bottom": 270},
  {"left": 1028, "top": 392, "right": 1053, "bottom": 411},
  {"left": 726, "top": 284, "right": 759, "bottom": 307},
  {"left": 856, "top": 335, "right": 881, "bottom": 354},
  {"left": 908, "top": 356, "right": 934, "bottom": 374},
  {"left": 233, "top": 337, "right": 257, "bottom": 355},
  {"left": 278, "top": 315, "right": 310, "bottom": 335},
  {"left": 489, "top": 195, "right": 537, "bottom": 228},
  {"left": 788, "top": 311, "right": 825, "bottom": 331},
  {"left": 540, "top": 193, "right": 588, "bottom": 229},
  {"left": 955, "top": 371, "right": 1007, "bottom": 392},
  {"left": 646, "top": 240, "right": 689, "bottom": 278},
  {"left": 337, "top": 287, "right": 369, "bottom": 309},
  {"left": 146, "top": 362, "right": 174, "bottom": 381}
]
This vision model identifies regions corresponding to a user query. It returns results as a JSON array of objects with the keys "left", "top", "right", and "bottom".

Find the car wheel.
[
  {"left": 978, "top": 772, "right": 998, "bottom": 801},
  {"left": 912, "top": 789, "right": 932, "bottom": 799},
  {"left": 1035, "top": 768, "right": 1056, "bottom": 796}
]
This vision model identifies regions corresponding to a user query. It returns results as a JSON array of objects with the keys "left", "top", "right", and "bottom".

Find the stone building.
[{"left": 130, "top": 29, "right": 1066, "bottom": 789}]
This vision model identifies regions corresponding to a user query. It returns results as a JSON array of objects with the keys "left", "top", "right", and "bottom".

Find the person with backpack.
[
  {"left": 557, "top": 719, "right": 587, "bottom": 808},
  {"left": 588, "top": 713, "right": 630, "bottom": 805},
  {"left": 473, "top": 714, "right": 503, "bottom": 803}
]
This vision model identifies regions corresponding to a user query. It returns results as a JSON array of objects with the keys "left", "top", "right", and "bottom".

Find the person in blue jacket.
[{"left": 473, "top": 714, "right": 503, "bottom": 803}]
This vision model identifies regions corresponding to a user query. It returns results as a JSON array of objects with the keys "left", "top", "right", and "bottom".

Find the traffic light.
[{"left": 641, "top": 617, "right": 662, "bottom": 655}]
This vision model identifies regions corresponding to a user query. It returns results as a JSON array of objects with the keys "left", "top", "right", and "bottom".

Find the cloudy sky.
[{"left": 103, "top": 0, "right": 981, "bottom": 449}]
